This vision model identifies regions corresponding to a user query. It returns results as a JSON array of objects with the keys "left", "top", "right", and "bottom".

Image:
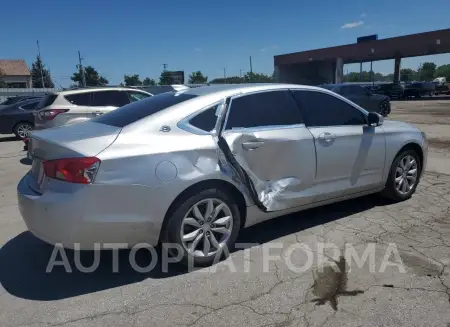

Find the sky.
[{"left": 1, "top": 0, "right": 449, "bottom": 87}]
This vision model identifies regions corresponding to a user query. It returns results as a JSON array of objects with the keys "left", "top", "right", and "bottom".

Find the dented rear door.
[{"left": 218, "top": 90, "right": 317, "bottom": 212}]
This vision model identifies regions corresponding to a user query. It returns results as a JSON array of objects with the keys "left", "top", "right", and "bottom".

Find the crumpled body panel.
[{"left": 218, "top": 127, "right": 316, "bottom": 212}]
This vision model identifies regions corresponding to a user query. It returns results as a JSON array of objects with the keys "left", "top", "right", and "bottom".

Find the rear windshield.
[
  {"left": 36, "top": 94, "right": 58, "bottom": 110},
  {"left": 92, "top": 91, "right": 198, "bottom": 127}
]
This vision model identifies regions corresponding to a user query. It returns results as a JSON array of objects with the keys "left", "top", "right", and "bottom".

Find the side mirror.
[{"left": 368, "top": 112, "right": 383, "bottom": 126}]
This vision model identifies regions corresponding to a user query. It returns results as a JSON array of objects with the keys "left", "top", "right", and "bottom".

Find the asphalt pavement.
[{"left": 0, "top": 123, "right": 449, "bottom": 326}]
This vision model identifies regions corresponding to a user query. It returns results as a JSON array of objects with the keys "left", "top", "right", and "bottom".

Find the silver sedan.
[{"left": 17, "top": 84, "right": 428, "bottom": 266}]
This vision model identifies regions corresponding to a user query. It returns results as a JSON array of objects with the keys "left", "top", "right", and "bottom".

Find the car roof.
[
  {"left": 183, "top": 83, "right": 323, "bottom": 98},
  {"left": 56, "top": 87, "right": 151, "bottom": 96}
]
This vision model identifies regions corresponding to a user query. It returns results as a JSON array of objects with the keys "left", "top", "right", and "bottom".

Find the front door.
[
  {"left": 291, "top": 89, "right": 386, "bottom": 202},
  {"left": 220, "top": 90, "right": 317, "bottom": 212}
]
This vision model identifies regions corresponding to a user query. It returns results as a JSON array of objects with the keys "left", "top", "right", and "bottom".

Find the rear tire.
[
  {"left": 161, "top": 188, "right": 241, "bottom": 267},
  {"left": 381, "top": 149, "right": 421, "bottom": 202},
  {"left": 13, "top": 122, "right": 33, "bottom": 139}
]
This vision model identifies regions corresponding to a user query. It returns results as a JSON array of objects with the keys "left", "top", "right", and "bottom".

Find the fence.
[{"left": 0, "top": 88, "right": 56, "bottom": 103}]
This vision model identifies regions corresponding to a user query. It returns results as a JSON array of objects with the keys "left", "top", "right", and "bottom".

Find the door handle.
[
  {"left": 92, "top": 111, "right": 103, "bottom": 116},
  {"left": 242, "top": 140, "right": 264, "bottom": 150},
  {"left": 318, "top": 132, "right": 336, "bottom": 142}
]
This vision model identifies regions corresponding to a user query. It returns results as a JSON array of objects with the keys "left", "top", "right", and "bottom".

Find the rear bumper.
[{"left": 17, "top": 174, "right": 166, "bottom": 249}]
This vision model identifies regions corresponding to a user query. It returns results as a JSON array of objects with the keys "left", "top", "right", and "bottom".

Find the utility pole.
[
  {"left": 249, "top": 56, "right": 253, "bottom": 74},
  {"left": 78, "top": 51, "right": 86, "bottom": 87},
  {"left": 36, "top": 40, "right": 45, "bottom": 88},
  {"left": 223, "top": 68, "right": 227, "bottom": 84}
]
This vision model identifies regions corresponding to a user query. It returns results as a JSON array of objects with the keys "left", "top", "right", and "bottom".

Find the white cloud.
[
  {"left": 341, "top": 20, "right": 364, "bottom": 29},
  {"left": 261, "top": 45, "right": 279, "bottom": 52},
  {"left": 360, "top": 12, "right": 367, "bottom": 18}
]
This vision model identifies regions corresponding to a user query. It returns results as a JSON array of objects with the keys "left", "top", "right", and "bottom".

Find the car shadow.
[
  {"left": 0, "top": 194, "right": 392, "bottom": 301},
  {"left": 0, "top": 136, "right": 19, "bottom": 143},
  {"left": 19, "top": 158, "right": 32, "bottom": 165},
  {"left": 395, "top": 95, "right": 450, "bottom": 101}
]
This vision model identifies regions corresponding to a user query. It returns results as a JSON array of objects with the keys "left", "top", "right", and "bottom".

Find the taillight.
[
  {"left": 38, "top": 109, "right": 69, "bottom": 121},
  {"left": 43, "top": 157, "right": 101, "bottom": 184}
]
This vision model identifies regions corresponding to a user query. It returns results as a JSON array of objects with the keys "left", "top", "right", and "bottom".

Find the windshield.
[{"left": 92, "top": 91, "right": 198, "bottom": 127}]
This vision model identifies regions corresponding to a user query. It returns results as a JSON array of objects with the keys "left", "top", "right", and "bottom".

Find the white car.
[{"left": 33, "top": 87, "right": 152, "bottom": 130}]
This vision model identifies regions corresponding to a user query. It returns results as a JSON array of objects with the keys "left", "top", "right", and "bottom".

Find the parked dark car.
[
  {"left": 320, "top": 84, "right": 391, "bottom": 116},
  {"left": 0, "top": 98, "right": 40, "bottom": 139},
  {"left": 0, "top": 95, "right": 43, "bottom": 108},
  {"left": 403, "top": 82, "right": 435, "bottom": 98},
  {"left": 373, "top": 83, "right": 404, "bottom": 99}
]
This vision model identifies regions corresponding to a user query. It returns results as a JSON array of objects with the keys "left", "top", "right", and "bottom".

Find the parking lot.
[{"left": 0, "top": 99, "right": 449, "bottom": 327}]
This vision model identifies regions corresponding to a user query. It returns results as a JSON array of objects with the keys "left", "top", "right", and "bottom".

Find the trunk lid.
[{"left": 28, "top": 121, "right": 121, "bottom": 193}]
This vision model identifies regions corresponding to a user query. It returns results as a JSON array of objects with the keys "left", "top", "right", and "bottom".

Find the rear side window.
[
  {"left": 127, "top": 91, "right": 151, "bottom": 102},
  {"left": 20, "top": 101, "right": 40, "bottom": 110},
  {"left": 36, "top": 94, "right": 58, "bottom": 109},
  {"left": 64, "top": 93, "right": 92, "bottom": 106},
  {"left": 225, "top": 90, "right": 303, "bottom": 130},
  {"left": 189, "top": 105, "right": 219, "bottom": 132},
  {"left": 92, "top": 92, "right": 198, "bottom": 127},
  {"left": 90, "top": 91, "right": 129, "bottom": 107}
]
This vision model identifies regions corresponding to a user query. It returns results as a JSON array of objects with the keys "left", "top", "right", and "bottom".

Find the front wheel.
[
  {"left": 13, "top": 122, "right": 33, "bottom": 139},
  {"left": 379, "top": 100, "right": 390, "bottom": 116},
  {"left": 161, "top": 188, "right": 241, "bottom": 267},
  {"left": 381, "top": 149, "right": 421, "bottom": 201}
]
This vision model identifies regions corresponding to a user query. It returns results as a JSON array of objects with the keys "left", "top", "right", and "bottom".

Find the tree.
[
  {"left": 419, "top": 62, "right": 436, "bottom": 81},
  {"left": 210, "top": 76, "right": 242, "bottom": 84},
  {"left": 142, "top": 77, "right": 156, "bottom": 86},
  {"left": 123, "top": 74, "right": 142, "bottom": 86},
  {"left": 71, "top": 65, "right": 108, "bottom": 86},
  {"left": 244, "top": 72, "right": 274, "bottom": 83},
  {"left": 31, "top": 55, "right": 54, "bottom": 88},
  {"left": 188, "top": 71, "right": 208, "bottom": 84},
  {"left": 434, "top": 64, "right": 450, "bottom": 80},
  {"left": 400, "top": 68, "right": 417, "bottom": 82},
  {"left": 159, "top": 71, "right": 174, "bottom": 85}
]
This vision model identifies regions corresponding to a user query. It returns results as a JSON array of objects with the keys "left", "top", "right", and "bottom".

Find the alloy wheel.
[
  {"left": 180, "top": 198, "right": 233, "bottom": 258},
  {"left": 16, "top": 124, "right": 32, "bottom": 139},
  {"left": 394, "top": 155, "right": 418, "bottom": 195},
  {"left": 380, "top": 101, "right": 389, "bottom": 116}
]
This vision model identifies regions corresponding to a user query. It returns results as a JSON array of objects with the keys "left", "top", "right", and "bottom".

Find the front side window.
[
  {"left": 225, "top": 90, "right": 303, "bottom": 130},
  {"left": 20, "top": 101, "right": 39, "bottom": 110},
  {"left": 291, "top": 90, "right": 366, "bottom": 127},
  {"left": 90, "top": 91, "right": 129, "bottom": 107}
]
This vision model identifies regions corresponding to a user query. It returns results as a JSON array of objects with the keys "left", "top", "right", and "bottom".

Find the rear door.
[
  {"left": 87, "top": 90, "right": 129, "bottom": 118},
  {"left": 220, "top": 89, "right": 316, "bottom": 211}
]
